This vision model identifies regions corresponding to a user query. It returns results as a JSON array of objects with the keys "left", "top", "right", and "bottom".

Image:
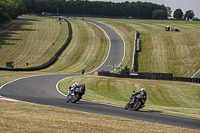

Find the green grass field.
[
  {"left": 1, "top": 100, "right": 199, "bottom": 133},
  {"left": 0, "top": 15, "right": 200, "bottom": 132},
  {"left": 0, "top": 15, "right": 69, "bottom": 68},
  {"left": 59, "top": 75, "right": 200, "bottom": 119},
  {"left": 40, "top": 18, "right": 109, "bottom": 74},
  {"left": 86, "top": 18, "right": 200, "bottom": 77}
]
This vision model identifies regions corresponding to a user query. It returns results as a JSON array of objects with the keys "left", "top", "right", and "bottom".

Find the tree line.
[
  {"left": 173, "top": 8, "right": 195, "bottom": 20},
  {"left": 0, "top": 0, "right": 26, "bottom": 23},
  {"left": 24, "top": 0, "right": 170, "bottom": 19},
  {"left": 0, "top": 0, "right": 196, "bottom": 24}
]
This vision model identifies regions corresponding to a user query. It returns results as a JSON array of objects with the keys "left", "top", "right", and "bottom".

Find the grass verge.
[
  {"left": 0, "top": 15, "right": 68, "bottom": 68},
  {"left": 85, "top": 18, "right": 200, "bottom": 77},
  {"left": 59, "top": 75, "right": 200, "bottom": 119},
  {"left": 0, "top": 100, "right": 199, "bottom": 133},
  {"left": 0, "top": 16, "right": 200, "bottom": 132},
  {"left": 40, "top": 18, "right": 109, "bottom": 74}
]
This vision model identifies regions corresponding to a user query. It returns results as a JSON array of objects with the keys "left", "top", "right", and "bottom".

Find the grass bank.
[
  {"left": 0, "top": 15, "right": 109, "bottom": 85},
  {"left": 0, "top": 15, "right": 200, "bottom": 132},
  {"left": 40, "top": 18, "right": 109, "bottom": 74},
  {"left": 86, "top": 18, "right": 200, "bottom": 77},
  {"left": 59, "top": 75, "right": 200, "bottom": 119},
  {"left": 0, "top": 15, "right": 109, "bottom": 73},
  {"left": 0, "top": 15, "right": 68, "bottom": 68},
  {"left": 0, "top": 100, "right": 199, "bottom": 133}
]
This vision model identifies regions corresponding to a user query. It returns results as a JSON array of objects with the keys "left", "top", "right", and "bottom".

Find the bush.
[{"left": 152, "top": 9, "right": 166, "bottom": 20}]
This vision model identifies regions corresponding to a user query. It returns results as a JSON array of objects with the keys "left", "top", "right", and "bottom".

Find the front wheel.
[
  {"left": 124, "top": 103, "right": 129, "bottom": 110},
  {"left": 66, "top": 95, "right": 70, "bottom": 103},
  {"left": 71, "top": 95, "right": 80, "bottom": 103},
  {"left": 132, "top": 101, "right": 142, "bottom": 111}
]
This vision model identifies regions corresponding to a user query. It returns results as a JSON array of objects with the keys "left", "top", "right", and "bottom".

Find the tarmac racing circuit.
[{"left": 0, "top": 19, "right": 200, "bottom": 130}]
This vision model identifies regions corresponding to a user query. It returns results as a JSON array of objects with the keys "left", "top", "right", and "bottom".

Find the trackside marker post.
[{"left": 94, "top": 71, "right": 98, "bottom": 75}]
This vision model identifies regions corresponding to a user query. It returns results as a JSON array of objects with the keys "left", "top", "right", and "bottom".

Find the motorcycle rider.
[
  {"left": 131, "top": 88, "right": 147, "bottom": 104},
  {"left": 138, "top": 88, "right": 147, "bottom": 99},
  {"left": 67, "top": 82, "right": 79, "bottom": 96}
]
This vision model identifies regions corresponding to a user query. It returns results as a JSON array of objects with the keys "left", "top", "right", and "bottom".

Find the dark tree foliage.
[
  {"left": 0, "top": 0, "right": 26, "bottom": 23},
  {"left": 184, "top": 10, "right": 195, "bottom": 20},
  {"left": 152, "top": 9, "right": 166, "bottom": 19},
  {"left": 166, "top": 7, "right": 172, "bottom": 17},
  {"left": 23, "top": 0, "right": 169, "bottom": 19},
  {"left": 173, "top": 9, "right": 183, "bottom": 19}
]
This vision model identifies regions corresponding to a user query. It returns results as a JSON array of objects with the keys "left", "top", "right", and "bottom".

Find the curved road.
[
  {"left": 0, "top": 20, "right": 200, "bottom": 130},
  {"left": 85, "top": 20, "right": 125, "bottom": 73}
]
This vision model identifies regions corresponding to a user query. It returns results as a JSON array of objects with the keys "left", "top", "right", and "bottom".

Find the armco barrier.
[
  {"left": 0, "top": 19, "right": 72, "bottom": 71},
  {"left": 97, "top": 71, "right": 200, "bottom": 83}
]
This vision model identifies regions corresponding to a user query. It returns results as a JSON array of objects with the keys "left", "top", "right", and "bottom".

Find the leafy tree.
[
  {"left": 0, "top": 1, "right": 11, "bottom": 22},
  {"left": 166, "top": 6, "right": 172, "bottom": 17},
  {"left": 0, "top": 0, "right": 26, "bottom": 23},
  {"left": 152, "top": 9, "right": 166, "bottom": 19},
  {"left": 184, "top": 10, "right": 195, "bottom": 20},
  {"left": 173, "top": 8, "right": 183, "bottom": 19},
  {"left": 22, "top": 0, "right": 169, "bottom": 19}
]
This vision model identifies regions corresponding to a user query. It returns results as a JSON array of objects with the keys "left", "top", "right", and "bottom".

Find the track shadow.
[
  {"left": 72, "top": 101, "right": 162, "bottom": 113},
  {"left": 66, "top": 100, "right": 111, "bottom": 106},
  {"left": 139, "top": 110, "right": 162, "bottom": 113}
]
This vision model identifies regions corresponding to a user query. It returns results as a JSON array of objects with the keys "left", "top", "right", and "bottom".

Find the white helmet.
[
  {"left": 75, "top": 82, "right": 79, "bottom": 86},
  {"left": 141, "top": 88, "right": 145, "bottom": 91}
]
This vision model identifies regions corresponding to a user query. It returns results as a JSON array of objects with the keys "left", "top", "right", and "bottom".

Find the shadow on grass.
[
  {"left": 0, "top": 32, "right": 21, "bottom": 47},
  {"left": 0, "top": 18, "right": 39, "bottom": 49}
]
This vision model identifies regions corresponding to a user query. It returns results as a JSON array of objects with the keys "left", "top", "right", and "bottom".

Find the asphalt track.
[
  {"left": 85, "top": 19, "right": 125, "bottom": 73},
  {"left": 192, "top": 69, "right": 200, "bottom": 78},
  {"left": 0, "top": 19, "right": 200, "bottom": 130}
]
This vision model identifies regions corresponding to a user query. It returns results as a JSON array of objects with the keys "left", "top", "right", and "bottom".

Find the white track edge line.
[
  {"left": 191, "top": 69, "right": 200, "bottom": 78},
  {"left": 0, "top": 74, "right": 67, "bottom": 100}
]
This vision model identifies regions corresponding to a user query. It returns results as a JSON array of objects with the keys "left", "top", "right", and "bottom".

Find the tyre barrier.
[
  {"left": 132, "top": 31, "right": 140, "bottom": 72},
  {"left": 97, "top": 71, "right": 200, "bottom": 83},
  {"left": 0, "top": 19, "right": 72, "bottom": 71}
]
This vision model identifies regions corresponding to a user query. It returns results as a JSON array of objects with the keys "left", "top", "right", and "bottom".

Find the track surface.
[
  {"left": 192, "top": 69, "right": 200, "bottom": 78},
  {"left": 0, "top": 20, "right": 200, "bottom": 130},
  {"left": 85, "top": 20, "right": 124, "bottom": 73}
]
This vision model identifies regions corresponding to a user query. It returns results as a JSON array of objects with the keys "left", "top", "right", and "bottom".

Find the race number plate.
[{"left": 141, "top": 99, "right": 145, "bottom": 103}]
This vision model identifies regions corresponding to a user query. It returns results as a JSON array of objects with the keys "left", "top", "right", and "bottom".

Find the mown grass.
[
  {"left": 0, "top": 100, "right": 199, "bottom": 133},
  {"left": 40, "top": 18, "right": 109, "bottom": 74},
  {"left": 0, "top": 15, "right": 68, "bottom": 67},
  {"left": 59, "top": 75, "right": 200, "bottom": 119},
  {"left": 85, "top": 18, "right": 200, "bottom": 77},
  {"left": 0, "top": 15, "right": 109, "bottom": 83},
  {"left": 0, "top": 15, "right": 200, "bottom": 132}
]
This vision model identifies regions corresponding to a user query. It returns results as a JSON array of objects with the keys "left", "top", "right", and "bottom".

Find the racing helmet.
[
  {"left": 75, "top": 82, "right": 79, "bottom": 86},
  {"left": 141, "top": 88, "right": 145, "bottom": 91}
]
